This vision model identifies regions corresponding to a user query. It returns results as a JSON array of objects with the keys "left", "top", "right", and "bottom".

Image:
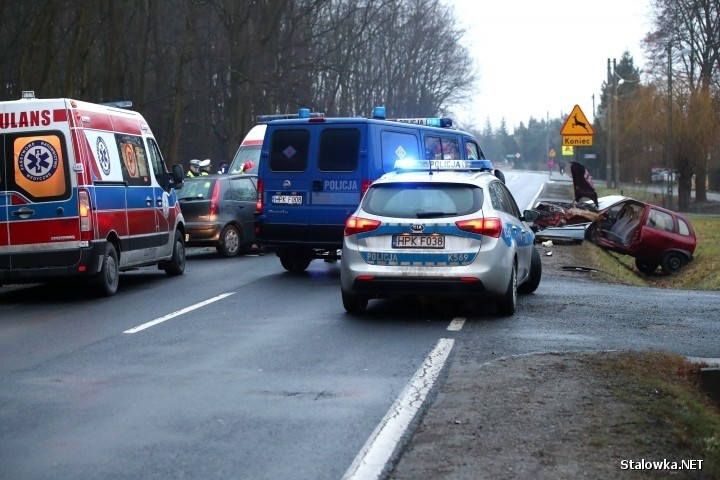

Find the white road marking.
[
  {"left": 123, "top": 292, "right": 235, "bottom": 334},
  {"left": 342, "top": 337, "right": 455, "bottom": 480},
  {"left": 447, "top": 317, "right": 466, "bottom": 331}
]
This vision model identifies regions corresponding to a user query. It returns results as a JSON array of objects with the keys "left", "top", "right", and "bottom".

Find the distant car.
[
  {"left": 340, "top": 159, "right": 542, "bottom": 315},
  {"left": 177, "top": 174, "right": 258, "bottom": 257},
  {"left": 534, "top": 195, "right": 697, "bottom": 275},
  {"left": 651, "top": 168, "right": 676, "bottom": 183}
]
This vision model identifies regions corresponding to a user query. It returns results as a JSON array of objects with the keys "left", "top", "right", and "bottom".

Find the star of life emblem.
[
  {"left": 19, "top": 140, "right": 59, "bottom": 182},
  {"left": 97, "top": 137, "right": 111, "bottom": 175}
]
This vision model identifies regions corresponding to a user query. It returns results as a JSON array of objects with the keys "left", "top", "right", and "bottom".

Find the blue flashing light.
[
  {"left": 372, "top": 106, "right": 386, "bottom": 119},
  {"left": 298, "top": 108, "right": 310, "bottom": 118}
]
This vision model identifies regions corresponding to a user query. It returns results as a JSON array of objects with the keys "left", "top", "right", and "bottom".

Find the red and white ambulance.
[{"left": 0, "top": 92, "right": 186, "bottom": 295}]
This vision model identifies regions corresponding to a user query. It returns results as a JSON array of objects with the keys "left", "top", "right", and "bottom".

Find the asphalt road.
[
  {"left": 1, "top": 171, "right": 718, "bottom": 480},
  {"left": 2, "top": 250, "right": 719, "bottom": 480}
]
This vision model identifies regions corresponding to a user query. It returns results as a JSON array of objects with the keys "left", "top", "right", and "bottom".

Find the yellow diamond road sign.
[{"left": 560, "top": 105, "right": 594, "bottom": 135}]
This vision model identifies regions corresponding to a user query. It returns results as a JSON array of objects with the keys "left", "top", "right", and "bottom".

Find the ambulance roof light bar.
[
  {"left": 21, "top": 91, "right": 35, "bottom": 100},
  {"left": 256, "top": 108, "right": 325, "bottom": 124},
  {"left": 102, "top": 100, "right": 133, "bottom": 109}
]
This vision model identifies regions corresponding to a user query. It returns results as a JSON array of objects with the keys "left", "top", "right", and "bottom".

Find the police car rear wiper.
[{"left": 416, "top": 211, "right": 456, "bottom": 218}]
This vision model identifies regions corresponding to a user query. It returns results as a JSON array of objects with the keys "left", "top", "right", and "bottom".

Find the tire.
[
  {"left": 635, "top": 258, "right": 658, "bottom": 274},
  {"left": 518, "top": 246, "right": 542, "bottom": 294},
  {"left": 279, "top": 251, "right": 312, "bottom": 273},
  {"left": 342, "top": 289, "right": 368, "bottom": 314},
  {"left": 660, "top": 251, "right": 685, "bottom": 275},
  {"left": 163, "top": 230, "right": 186, "bottom": 276},
  {"left": 216, "top": 225, "right": 241, "bottom": 257},
  {"left": 95, "top": 242, "right": 119, "bottom": 297},
  {"left": 496, "top": 261, "right": 517, "bottom": 316}
]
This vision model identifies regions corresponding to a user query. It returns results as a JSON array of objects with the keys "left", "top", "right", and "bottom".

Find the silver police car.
[{"left": 340, "top": 160, "right": 542, "bottom": 315}]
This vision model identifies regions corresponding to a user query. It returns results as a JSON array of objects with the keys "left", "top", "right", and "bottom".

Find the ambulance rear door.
[{"left": 1, "top": 101, "right": 79, "bottom": 271}]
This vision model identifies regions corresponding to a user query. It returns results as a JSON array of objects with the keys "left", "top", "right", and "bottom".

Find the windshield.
[
  {"left": 229, "top": 145, "right": 261, "bottom": 174},
  {"left": 362, "top": 183, "right": 483, "bottom": 218}
]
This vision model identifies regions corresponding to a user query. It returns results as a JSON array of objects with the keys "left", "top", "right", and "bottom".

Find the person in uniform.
[
  {"left": 187, "top": 159, "right": 201, "bottom": 177},
  {"left": 199, "top": 159, "right": 212, "bottom": 176}
]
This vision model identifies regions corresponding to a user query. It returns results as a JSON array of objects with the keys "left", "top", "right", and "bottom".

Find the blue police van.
[{"left": 255, "top": 107, "right": 491, "bottom": 272}]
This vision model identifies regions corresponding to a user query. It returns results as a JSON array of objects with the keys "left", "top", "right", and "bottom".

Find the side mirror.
[
  {"left": 493, "top": 169, "right": 506, "bottom": 184},
  {"left": 522, "top": 209, "right": 540, "bottom": 222},
  {"left": 171, "top": 164, "right": 185, "bottom": 188}
]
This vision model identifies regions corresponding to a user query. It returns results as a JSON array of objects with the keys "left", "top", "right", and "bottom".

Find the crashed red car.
[{"left": 534, "top": 195, "right": 697, "bottom": 275}]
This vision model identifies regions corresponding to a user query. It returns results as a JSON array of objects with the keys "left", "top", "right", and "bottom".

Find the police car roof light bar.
[
  {"left": 21, "top": 91, "right": 36, "bottom": 100},
  {"left": 101, "top": 100, "right": 133, "bottom": 109},
  {"left": 393, "top": 159, "right": 493, "bottom": 172}
]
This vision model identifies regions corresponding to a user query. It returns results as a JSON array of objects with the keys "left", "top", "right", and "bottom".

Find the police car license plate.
[
  {"left": 392, "top": 234, "right": 445, "bottom": 249},
  {"left": 272, "top": 195, "right": 302, "bottom": 205}
]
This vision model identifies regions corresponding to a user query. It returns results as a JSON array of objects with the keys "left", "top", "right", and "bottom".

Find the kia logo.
[{"left": 411, "top": 224, "right": 424, "bottom": 232}]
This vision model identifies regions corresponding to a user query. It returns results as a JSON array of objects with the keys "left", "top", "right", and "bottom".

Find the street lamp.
[{"left": 606, "top": 58, "right": 639, "bottom": 189}]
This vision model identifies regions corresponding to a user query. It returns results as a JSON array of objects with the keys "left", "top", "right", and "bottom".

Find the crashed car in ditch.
[
  {"left": 533, "top": 161, "right": 696, "bottom": 275},
  {"left": 534, "top": 195, "right": 697, "bottom": 275}
]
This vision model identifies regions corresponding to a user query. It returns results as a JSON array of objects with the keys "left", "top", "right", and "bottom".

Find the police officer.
[
  {"left": 187, "top": 159, "right": 201, "bottom": 177},
  {"left": 199, "top": 159, "right": 211, "bottom": 176},
  {"left": 217, "top": 161, "right": 229, "bottom": 174}
]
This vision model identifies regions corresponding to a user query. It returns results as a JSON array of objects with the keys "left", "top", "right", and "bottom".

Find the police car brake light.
[
  {"left": 344, "top": 216, "right": 381, "bottom": 236},
  {"left": 393, "top": 159, "right": 493, "bottom": 172},
  {"left": 456, "top": 218, "right": 502, "bottom": 238}
]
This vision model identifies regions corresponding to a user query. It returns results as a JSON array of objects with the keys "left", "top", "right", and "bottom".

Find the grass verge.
[{"left": 593, "top": 351, "right": 720, "bottom": 477}]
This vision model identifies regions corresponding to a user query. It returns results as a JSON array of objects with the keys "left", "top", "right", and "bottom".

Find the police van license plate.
[
  {"left": 392, "top": 234, "right": 445, "bottom": 249},
  {"left": 272, "top": 195, "right": 302, "bottom": 205}
]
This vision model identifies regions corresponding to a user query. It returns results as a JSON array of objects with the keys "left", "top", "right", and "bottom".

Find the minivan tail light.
[
  {"left": 78, "top": 189, "right": 93, "bottom": 240},
  {"left": 256, "top": 179, "right": 263, "bottom": 213},
  {"left": 344, "top": 216, "right": 381, "bottom": 236},
  {"left": 209, "top": 180, "right": 220, "bottom": 217},
  {"left": 455, "top": 217, "right": 502, "bottom": 238},
  {"left": 361, "top": 179, "right": 373, "bottom": 196}
]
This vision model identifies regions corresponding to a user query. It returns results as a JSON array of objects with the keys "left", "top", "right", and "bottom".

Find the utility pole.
[
  {"left": 613, "top": 58, "right": 620, "bottom": 190},
  {"left": 666, "top": 42, "right": 674, "bottom": 208},
  {"left": 605, "top": 58, "right": 613, "bottom": 188}
]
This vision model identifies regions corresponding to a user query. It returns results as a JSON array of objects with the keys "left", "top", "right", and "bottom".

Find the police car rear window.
[
  {"left": 269, "top": 130, "right": 310, "bottom": 172},
  {"left": 362, "top": 183, "right": 483, "bottom": 219}
]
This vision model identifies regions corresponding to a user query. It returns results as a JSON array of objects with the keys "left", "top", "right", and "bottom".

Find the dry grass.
[{"left": 593, "top": 351, "right": 720, "bottom": 477}]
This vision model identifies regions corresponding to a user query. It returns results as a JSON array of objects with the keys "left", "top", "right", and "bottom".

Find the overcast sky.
[{"left": 445, "top": 0, "right": 653, "bottom": 132}]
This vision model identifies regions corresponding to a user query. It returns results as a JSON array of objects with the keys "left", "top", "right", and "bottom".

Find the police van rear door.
[{"left": 308, "top": 123, "right": 365, "bottom": 243}]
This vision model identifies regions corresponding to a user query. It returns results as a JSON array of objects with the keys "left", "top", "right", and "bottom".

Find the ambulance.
[
  {"left": 228, "top": 124, "right": 265, "bottom": 175},
  {"left": 0, "top": 92, "right": 186, "bottom": 296}
]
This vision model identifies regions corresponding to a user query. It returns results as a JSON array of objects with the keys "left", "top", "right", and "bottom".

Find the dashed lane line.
[{"left": 123, "top": 292, "right": 235, "bottom": 334}]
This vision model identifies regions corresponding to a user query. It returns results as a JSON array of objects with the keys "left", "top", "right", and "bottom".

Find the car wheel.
[
  {"left": 162, "top": 230, "right": 186, "bottom": 276},
  {"left": 216, "top": 225, "right": 241, "bottom": 257},
  {"left": 660, "top": 251, "right": 685, "bottom": 275},
  {"left": 342, "top": 289, "right": 368, "bottom": 314},
  {"left": 279, "top": 250, "right": 312, "bottom": 273},
  {"left": 518, "top": 246, "right": 542, "bottom": 294},
  {"left": 635, "top": 258, "right": 658, "bottom": 274},
  {"left": 95, "top": 242, "right": 119, "bottom": 296},
  {"left": 496, "top": 260, "right": 517, "bottom": 316}
]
